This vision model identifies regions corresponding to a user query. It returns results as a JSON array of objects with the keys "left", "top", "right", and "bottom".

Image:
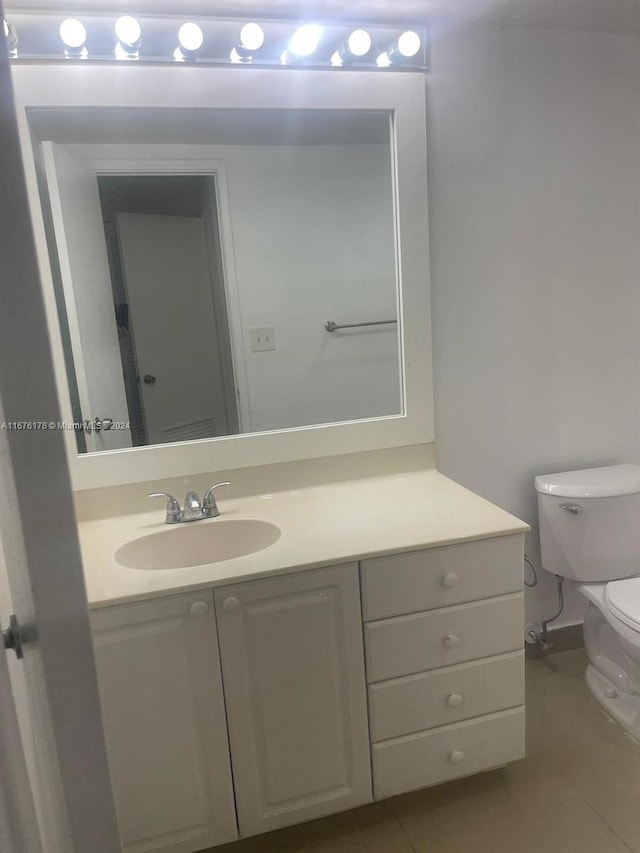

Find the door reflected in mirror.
[
  {"left": 34, "top": 108, "right": 402, "bottom": 453},
  {"left": 100, "top": 174, "right": 238, "bottom": 447}
]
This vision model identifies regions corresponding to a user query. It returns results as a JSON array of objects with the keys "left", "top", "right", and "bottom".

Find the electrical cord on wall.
[{"left": 524, "top": 554, "right": 538, "bottom": 588}]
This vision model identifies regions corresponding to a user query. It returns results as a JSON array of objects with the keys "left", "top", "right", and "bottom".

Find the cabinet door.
[
  {"left": 215, "top": 564, "right": 372, "bottom": 837},
  {"left": 91, "top": 591, "right": 237, "bottom": 853}
]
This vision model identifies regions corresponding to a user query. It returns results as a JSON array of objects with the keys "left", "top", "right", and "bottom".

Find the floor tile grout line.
[
  {"left": 569, "top": 787, "right": 636, "bottom": 853},
  {"left": 390, "top": 804, "right": 420, "bottom": 853}
]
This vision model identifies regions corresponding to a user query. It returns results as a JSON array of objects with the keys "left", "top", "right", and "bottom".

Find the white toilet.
[{"left": 536, "top": 464, "right": 640, "bottom": 739}]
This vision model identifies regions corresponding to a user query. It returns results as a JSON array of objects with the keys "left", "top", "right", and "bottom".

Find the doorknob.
[
  {"left": 143, "top": 375, "right": 156, "bottom": 385},
  {"left": 94, "top": 417, "right": 113, "bottom": 431},
  {"left": 85, "top": 417, "right": 114, "bottom": 432},
  {"left": 2, "top": 614, "right": 23, "bottom": 660}
]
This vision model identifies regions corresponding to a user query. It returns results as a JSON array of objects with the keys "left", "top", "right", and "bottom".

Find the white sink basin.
[{"left": 115, "top": 519, "right": 281, "bottom": 570}]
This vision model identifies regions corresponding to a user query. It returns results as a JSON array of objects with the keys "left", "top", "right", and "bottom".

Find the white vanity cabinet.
[
  {"left": 361, "top": 534, "right": 526, "bottom": 799},
  {"left": 214, "top": 563, "right": 373, "bottom": 838},
  {"left": 91, "top": 563, "right": 372, "bottom": 851},
  {"left": 90, "top": 591, "right": 237, "bottom": 853},
  {"left": 90, "top": 532, "right": 525, "bottom": 852}
]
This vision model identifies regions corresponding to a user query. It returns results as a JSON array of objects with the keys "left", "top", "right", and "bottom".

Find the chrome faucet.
[{"left": 148, "top": 482, "right": 231, "bottom": 524}]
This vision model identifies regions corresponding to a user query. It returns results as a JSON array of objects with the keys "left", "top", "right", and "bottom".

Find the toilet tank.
[{"left": 535, "top": 464, "right": 640, "bottom": 582}]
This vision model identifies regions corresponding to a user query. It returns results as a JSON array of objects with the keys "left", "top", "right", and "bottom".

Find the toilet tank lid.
[{"left": 535, "top": 464, "right": 640, "bottom": 498}]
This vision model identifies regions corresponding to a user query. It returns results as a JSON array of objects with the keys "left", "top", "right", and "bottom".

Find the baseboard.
[{"left": 525, "top": 623, "right": 584, "bottom": 659}]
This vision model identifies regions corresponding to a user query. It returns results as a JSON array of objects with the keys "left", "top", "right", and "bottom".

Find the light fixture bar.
[{"left": 4, "top": 13, "right": 427, "bottom": 71}]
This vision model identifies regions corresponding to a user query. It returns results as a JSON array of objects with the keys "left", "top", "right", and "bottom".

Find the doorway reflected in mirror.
[{"left": 99, "top": 174, "right": 238, "bottom": 447}]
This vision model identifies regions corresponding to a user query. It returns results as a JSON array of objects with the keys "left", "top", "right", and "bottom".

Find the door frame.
[{"left": 0, "top": 13, "right": 121, "bottom": 852}]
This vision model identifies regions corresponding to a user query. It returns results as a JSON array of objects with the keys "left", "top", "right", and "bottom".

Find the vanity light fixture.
[
  {"left": 282, "top": 23, "right": 322, "bottom": 63},
  {"left": 230, "top": 22, "right": 265, "bottom": 62},
  {"left": 331, "top": 28, "right": 372, "bottom": 66},
  {"left": 59, "top": 18, "right": 87, "bottom": 58},
  {"left": 174, "top": 22, "right": 204, "bottom": 61},
  {"left": 114, "top": 15, "right": 141, "bottom": 59},
  {"left": 3, "top": 19, "right": 18, "bottom": 58},
  {"left": 5, "top": 13, "right": 426, "bottom": 70}
]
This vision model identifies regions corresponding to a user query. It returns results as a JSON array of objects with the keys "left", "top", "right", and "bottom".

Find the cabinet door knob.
[
  {"left": 443, "top": 572, "right": 459, "bottom": 588},
  {"left": 449, "top": 749, "right": 465, "bottom": 764},
  {"left": 190, "top": 601, "right": 209, "bottom": 617},
  {"left": 222, "top": 596, "right": 241, "bottom": 613},
  {"left": 444, "top": 633, "right": 460, "bottom": 648},
  {"left": 447, "top": 693, "right": 463, "bottom": 708}
]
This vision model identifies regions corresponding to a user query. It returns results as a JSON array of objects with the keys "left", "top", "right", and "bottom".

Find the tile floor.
[{"left": 211, "top": 649, "right": 640, "bottom": 853}]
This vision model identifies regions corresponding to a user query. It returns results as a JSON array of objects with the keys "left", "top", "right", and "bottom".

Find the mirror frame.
[{"left": 11, "top": 64, "right": 433, "bottom": 491}]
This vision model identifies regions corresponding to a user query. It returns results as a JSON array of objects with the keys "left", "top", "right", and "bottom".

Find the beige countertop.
[{"left": 78, "top": 469, "right": 529, "bottom": 609}]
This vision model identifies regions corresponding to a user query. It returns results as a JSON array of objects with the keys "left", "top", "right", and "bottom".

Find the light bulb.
[
  {"left": 115, "top": 16, "right": 141, "bottom": 48},
  {"left": 288, "top": 24, "right": 321, "bottom": 57},
  {"left": 397, "top": 30, "right": 421, "bottom": 58},
  {"left": 240, "top": 22, "right": 264, "bottom": 52},
  {"left": 59, "top": 18, "right": 86, "bottom": 51},
  {"left": 346, "top": 29, "right": 371, "bottom": 57},
  {"left": 178, "top": 22, "right": 204, "bottom": 53}
]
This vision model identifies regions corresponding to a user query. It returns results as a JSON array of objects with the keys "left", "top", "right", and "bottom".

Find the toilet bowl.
[
  {"left": 580, "top": 581, "right": 640, "bottom": 736},
  {"left": 536, "top": 464, "right": 640, "bottom": 739}
]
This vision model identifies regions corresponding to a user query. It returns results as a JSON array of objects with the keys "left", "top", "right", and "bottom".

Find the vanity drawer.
[
  {"left": 372, "top": 707, "right": 525, "bottom": 799},
  {"left": 364, "top": 594, "right": 523, "bottom": 683},
  {"left": 361, "top": 535, "right": 523, "bottom": 621},
  {"left": 368, "top": 650, "right": 524, "bottom": 742}
]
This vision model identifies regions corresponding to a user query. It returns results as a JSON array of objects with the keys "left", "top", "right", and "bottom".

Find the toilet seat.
[{"left": 605, "top": 578, "right": 640, "bottom": 633}]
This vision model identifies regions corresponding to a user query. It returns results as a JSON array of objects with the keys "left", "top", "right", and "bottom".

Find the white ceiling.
[{"left": 9, "top": 0, "right": 640, "bottom": 34}]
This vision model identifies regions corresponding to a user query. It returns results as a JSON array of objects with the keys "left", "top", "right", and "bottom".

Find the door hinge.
[{"left": 3, "top": 614, "right": 23, "bottom": 659}]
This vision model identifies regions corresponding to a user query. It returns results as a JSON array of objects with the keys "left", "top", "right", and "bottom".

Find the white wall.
[
  {"left": 428, "top": 25, "right": 640, "bottom": 627},
  {"left": 218, "top": 143, "right": 400, "bottom": 433}
]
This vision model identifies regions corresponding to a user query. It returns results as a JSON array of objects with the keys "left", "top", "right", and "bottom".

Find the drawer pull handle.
[
  {"left": 449, "top": 749, "right": 465, "bottom": 764},
  {"left": 443, "top": 573, "right": 459, "bottom": 588},
  {"left": 189, "top": 601, "right": 209, "bottom": 617},
  {"left": 447, "top": 693, "right": 463, "bottom": 708},
  {"left": 222, "top": 596, "right": 241, "bottom": 613},
  {"left": 444, "top": 633, "right": 461, "bottom": 648}
]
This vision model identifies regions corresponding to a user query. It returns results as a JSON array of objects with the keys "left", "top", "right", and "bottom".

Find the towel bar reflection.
[{"left": 324, "top": 319, "right": 397, "bottom": 333}]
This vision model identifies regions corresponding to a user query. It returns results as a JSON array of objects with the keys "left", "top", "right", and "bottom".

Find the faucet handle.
[
  {"left": 148, "top": 492, "right": 181, "bottom": 524},
  {"left": 203, "top": 481, "right": 231, "bottom": 518}
]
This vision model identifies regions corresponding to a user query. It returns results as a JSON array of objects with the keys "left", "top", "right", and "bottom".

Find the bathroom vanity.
[
  {"left": 81, "top": 470, "right": 527, "bottom": 852},
  {"left": 9, "top": 26, "right": 525, "bottom": 852}
]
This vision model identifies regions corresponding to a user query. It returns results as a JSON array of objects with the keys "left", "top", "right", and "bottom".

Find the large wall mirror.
[{"left": 11, "top": 66, "right": 433, "bottom": 489}]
